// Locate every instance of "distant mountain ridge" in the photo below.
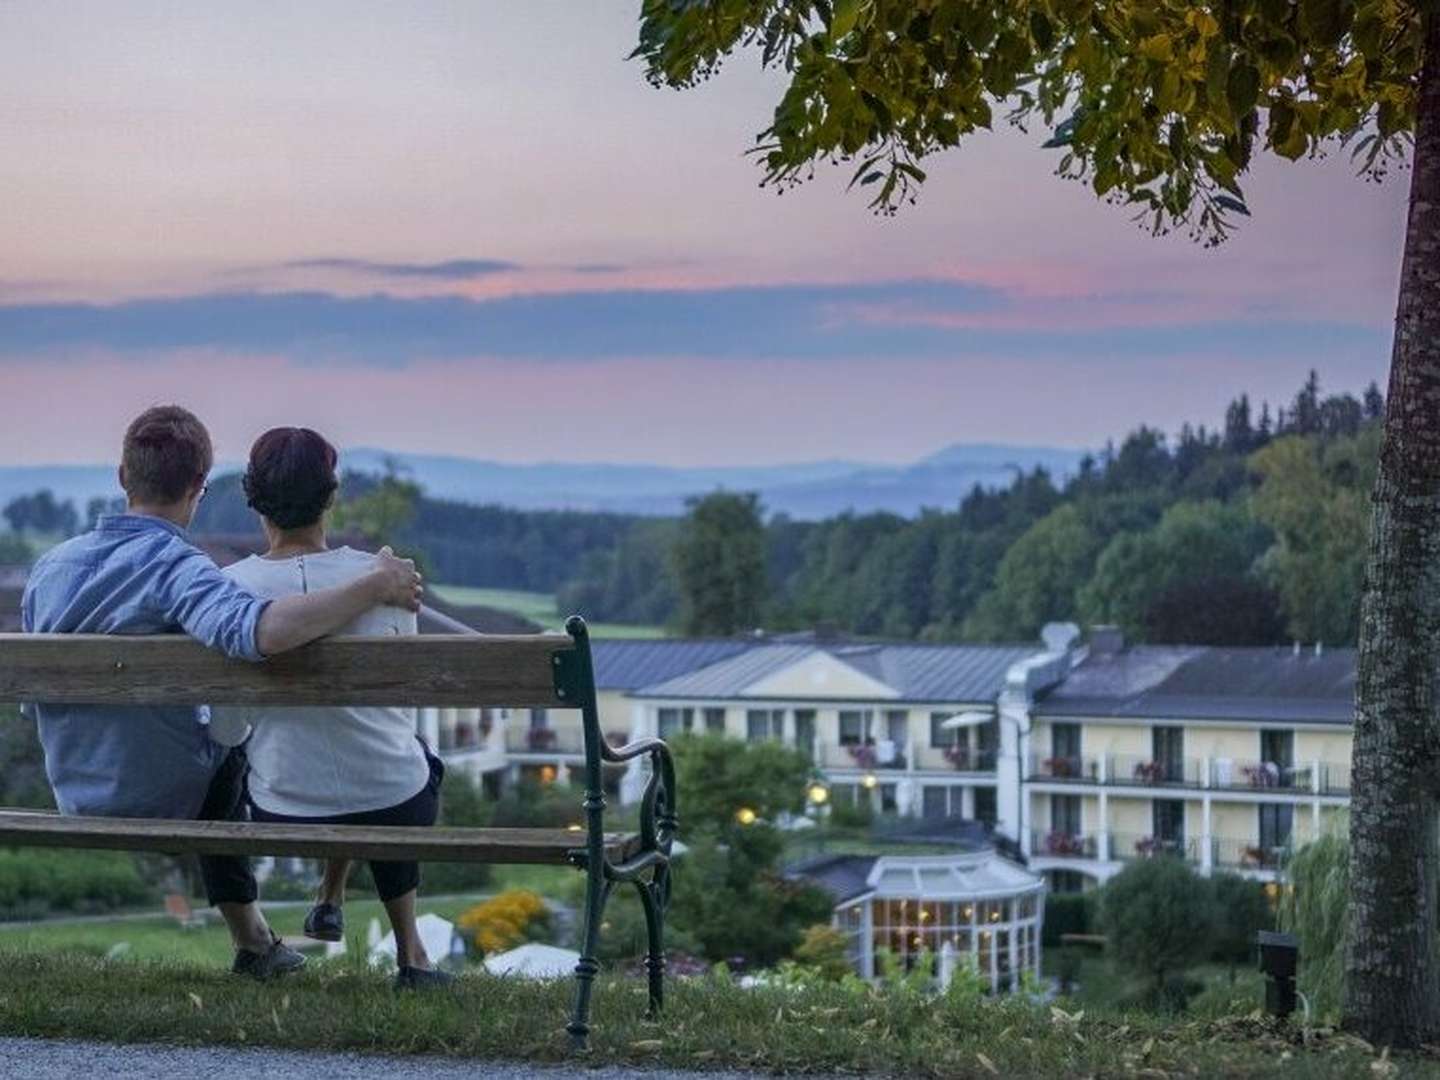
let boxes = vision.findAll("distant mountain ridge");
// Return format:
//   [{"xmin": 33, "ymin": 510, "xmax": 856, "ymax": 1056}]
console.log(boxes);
[{"xmin": 0, "ymin": 443, "xmax": 1087, "ymax": 521}]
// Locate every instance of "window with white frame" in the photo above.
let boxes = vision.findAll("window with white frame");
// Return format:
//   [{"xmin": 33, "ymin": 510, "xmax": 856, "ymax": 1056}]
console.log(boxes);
[
  {"xmin": 746, "ymin": 708, "xmax": 784, "ymax": 741},
  {"xmin": 839, "ymin": 709, "xmax": 871, "ymax": 746}
]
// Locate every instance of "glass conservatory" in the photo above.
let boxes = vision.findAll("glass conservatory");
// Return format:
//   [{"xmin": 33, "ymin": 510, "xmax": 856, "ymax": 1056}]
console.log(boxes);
[{"xmin": 819, "ymin": 849, "xmax": 1045, "ymax": 992}]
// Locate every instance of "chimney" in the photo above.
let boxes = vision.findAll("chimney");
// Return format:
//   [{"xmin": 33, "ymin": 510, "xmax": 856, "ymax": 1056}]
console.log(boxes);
[{"xmin": 1090, "ymin": 625, "xmax": 1125, "ymax": 656}]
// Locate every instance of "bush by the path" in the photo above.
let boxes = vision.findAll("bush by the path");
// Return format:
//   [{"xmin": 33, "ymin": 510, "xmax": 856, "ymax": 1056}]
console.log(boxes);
[{"xmin": 0, "ymin": 850, "xmax": 154, "ymax": 919}]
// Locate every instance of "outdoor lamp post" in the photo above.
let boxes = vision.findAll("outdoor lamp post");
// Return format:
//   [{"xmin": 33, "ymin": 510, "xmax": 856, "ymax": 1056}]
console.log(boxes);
[
  {"xmin": 806, "ymin": 782, "xmax": 830, "ymax": 807},
  {"xmin": 735, "ymin": 806, "xmax": 758, "ymax": 826},
  {"xmin": 1257, "ymin": 930, "xmax": 1299, "ymax": 1019}
]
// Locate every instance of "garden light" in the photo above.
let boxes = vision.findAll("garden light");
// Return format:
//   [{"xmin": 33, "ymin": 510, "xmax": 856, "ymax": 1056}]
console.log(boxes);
[
  {"xmin": 862, "ymin": 773, "xmax": 878, "ymax": 789},
  {"xmin": 1257, "ymin": 930, "xmax": 1299, "ymax": 1019},
  {"xmin": 807, "ymin": 782, "xmax": 830, "ymax": 805},
  {"xmin": 735, "ymin": 806, "xmax": 758, "ymax": 826}
]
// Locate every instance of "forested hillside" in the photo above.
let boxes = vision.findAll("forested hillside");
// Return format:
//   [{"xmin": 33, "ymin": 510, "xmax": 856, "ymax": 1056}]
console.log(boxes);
[
  {"xmin": 579, "ymin": 372, "xmax": 1383, "ymax": 646},
  {"xmin": 3, "ymin": 373, "xmax": 1381, "ymax": 647}
]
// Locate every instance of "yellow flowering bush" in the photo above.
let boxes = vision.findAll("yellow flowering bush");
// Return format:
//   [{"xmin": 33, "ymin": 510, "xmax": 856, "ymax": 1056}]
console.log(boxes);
[{"xmin": 456, "ymin": 889, "xmax": 552, "ymax": 955}]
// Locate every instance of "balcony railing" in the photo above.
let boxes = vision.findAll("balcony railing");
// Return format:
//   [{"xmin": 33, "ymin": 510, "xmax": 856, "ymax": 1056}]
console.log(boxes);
[
  {"xmin": 1027, "ymin": 754, "xmax": 1100, "ymax": 783},
  {"xmin": 1111, "ymin": 831, "xmax": 1202, "ymax": 865},
  {"xmin": 1108, "ymin": 754, "xmax": 1204, "ymax": 788},
  {"xmin": 817, "ymin": 740, "xmax": 911, "ymax": 771},
  {"xmin": 1320, "ymin": 761, "xmax": 1351, "ymax": 796},
  {"xmin": 1212, "ymin": 836, "xmax": 1290, "ymax": 872},
  {"xmin": 938, "ymin": 745, "xmax": 998, "ymax": 773},
  {"xmin": 436, "ymin": 725, "xmax": 487, "ymax": 753},
  {"xmin": 1208, "ymin": 759, "xmax": 1313, "ymax": 791},
  {"xmin": 1029, "ymin": 829, "xmax": 1100, "ymax": 859},
  {"xmin": 504, "ymin": 725, "xmax": 586, "ymax": 755}
]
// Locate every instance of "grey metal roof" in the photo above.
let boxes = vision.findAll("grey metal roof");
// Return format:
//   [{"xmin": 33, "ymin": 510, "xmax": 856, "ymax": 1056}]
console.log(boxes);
[
  {"xmin": 590, "ymin": 639, "xmax": 757, "ymax": 691},
  {"xmin": 1036, "ymin": 646, "xmax": 1357, "ymax": 725},
  {"xmin": 633, "ymin": 642, "xmax": 1037, "ymax": 703},
  {"xmin": 634, "ymin": 644, "xmax": 817, "ymax": 699},
  {"xmin": 786, "ymin": 854, "xmax": 878, "ymax": 905}
]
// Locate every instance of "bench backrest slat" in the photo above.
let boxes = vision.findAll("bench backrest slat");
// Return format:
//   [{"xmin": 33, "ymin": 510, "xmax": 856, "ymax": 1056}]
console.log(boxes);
[{"xmin": 0, "ymin": 633, "xmax": 573, "ymax": 707}]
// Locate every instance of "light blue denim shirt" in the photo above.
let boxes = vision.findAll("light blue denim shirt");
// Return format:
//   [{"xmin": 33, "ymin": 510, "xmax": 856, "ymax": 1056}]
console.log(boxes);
[{"xmin": 21, "ymin": 514, "xmax": 269, "ymax": 819}]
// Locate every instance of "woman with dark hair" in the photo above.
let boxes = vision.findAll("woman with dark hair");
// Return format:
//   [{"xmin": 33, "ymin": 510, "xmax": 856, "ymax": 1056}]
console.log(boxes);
[{"xmin": 210, "ymin": 427, "xmax": 450, "ymax": 990}]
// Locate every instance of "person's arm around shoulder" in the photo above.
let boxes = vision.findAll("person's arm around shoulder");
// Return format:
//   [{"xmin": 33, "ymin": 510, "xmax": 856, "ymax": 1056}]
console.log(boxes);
[
  {"xmin": 153, "ymin": 542, "xmax": 421, "ymax": 660},
  {"xmin": 255, "ymin": 547, "xmax": 422, "ymax": 656}
]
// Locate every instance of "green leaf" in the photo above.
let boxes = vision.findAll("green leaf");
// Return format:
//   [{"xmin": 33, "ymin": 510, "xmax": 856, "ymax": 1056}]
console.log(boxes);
[
  {"xmin": 1226, "ymin": 63, "xmax": 1261, "ymax": 121},
  {"xmin": 1029, "ymin": 11, "xmax": 1055, "ymax": 51},
  {"xmin": 1298, "ymin": 0, "xmax": 1355, "ymax": 44},
  {"xmin": 1214, "ymin": 195, "xmax": 1251, "ymax": 217},
  {"xmin": 830, "ymin": 0, "xmax": 862, "ymax": 40}
]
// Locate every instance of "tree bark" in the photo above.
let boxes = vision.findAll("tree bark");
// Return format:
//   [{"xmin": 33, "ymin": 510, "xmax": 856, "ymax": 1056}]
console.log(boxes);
[{"xmin": 1343, "ymin": 11, "xmax": 1440, "ymax": 1049}]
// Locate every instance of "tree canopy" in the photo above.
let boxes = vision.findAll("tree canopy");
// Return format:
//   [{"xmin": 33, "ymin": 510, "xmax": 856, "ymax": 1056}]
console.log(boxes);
[{"xmin": 634, "ymin": 0, "xmax": 1423, "ymax": 242}]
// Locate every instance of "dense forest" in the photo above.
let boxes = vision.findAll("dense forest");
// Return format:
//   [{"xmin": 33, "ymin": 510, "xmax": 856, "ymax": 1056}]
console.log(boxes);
[
  {"xmin": 562, "ymin": 371, "xmax": 1383, "ymax": 646},
  {"xmin": 1, "ymin": 372, "xmax": 1381, "ymax": 647}
]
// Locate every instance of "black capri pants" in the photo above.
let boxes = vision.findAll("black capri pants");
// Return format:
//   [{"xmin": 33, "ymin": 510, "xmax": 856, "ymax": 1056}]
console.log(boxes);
[{"xmin": 249, "ymin": 751, "xmax": 444, "ymax": 903}]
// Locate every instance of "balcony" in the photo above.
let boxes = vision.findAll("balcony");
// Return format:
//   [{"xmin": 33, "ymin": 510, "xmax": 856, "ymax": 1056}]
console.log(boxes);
[
  {"xmin": 1111, "ymin": 831, "xmax": 1203, "ymax": 866},
  {"xmin": 1029, "ymin": 829, "xmax": 1100, "ymax": 859},
  {"xmin": 1320, "ymin": 762, "xmax": 1351, "ymax": 796},
  {"xmin": 1208, "ymin": 759, "xmax": 1313, "ymax": 791},
  {"xmin": 1027, "ymin": 754, "xmax": 1099, "ymax": 784},
  {"xmin": 1212, "ymin": 836, "xmax": 1289, "ymax": 872},
  {"xmin": 436, "ymin": 723, "xmax": 488, "ymax": 753},
  {"xmin": 504, "ymin": 725, "xmax": 585, "ymax": 756},
  {"xmin": 1107, "ymin": 754, "xmax": 1204, "ymax": 788},
  {"xmin": 817, "ymin": 740, "xmax": 911, "ymax": 771}
]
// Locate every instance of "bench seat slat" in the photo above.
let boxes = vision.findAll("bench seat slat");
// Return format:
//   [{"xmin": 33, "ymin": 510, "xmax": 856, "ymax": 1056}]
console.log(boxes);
[
  {"xmin": 0, "ymin": 810, "xmax": 638, "ymax": 865},
  {"xmin": 0, "ymin": 633, "xmax": 576, "ymax": 708}
]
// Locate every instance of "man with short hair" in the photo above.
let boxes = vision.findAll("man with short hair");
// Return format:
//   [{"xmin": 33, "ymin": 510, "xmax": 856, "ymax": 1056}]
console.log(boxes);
[{"xmin": 22, "ymin": 405, "xmax": 424, "ymax": 978}]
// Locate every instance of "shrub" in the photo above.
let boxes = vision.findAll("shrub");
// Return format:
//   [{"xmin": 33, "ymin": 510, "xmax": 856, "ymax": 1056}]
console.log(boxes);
[
  {"xmin": 1042, "ymin": 892, "xmax": 1095, "ymax": 947},
  {"xmin": 455, "ymin": 889, "xmax": 552, "ymax": 956},
  {"xmin": 1208, "ymin": 873, "xmax": 1271, "ymax": 978},
  {"xmin": 0, "ymin": 849, "xmax": 153, "ymax": 918},
  {"xmin": 489, "ymin": 780, "xmax": 585, "ymax": 830},
  {"xmin": 1097, "ymin": 857, "xmax": 1214, "ymax": 1009},
  {"xmin": 792, "ymin": 924, "xmax": 853, "ymax": 982},
  {"xmin": 409, "ymin": 770, "xmax": 495, "ymax": 893},
  {"xmin": 827, "ymin": 797, "xmax": 874, "ymax": 829},
  {"xmin": 1278, "ymin": 831, "xmax": 1350, "ymax": 1022},
  {"xmin": 578, "ymin": 886, "xmax": 703, "ymax": 963},
  {"xmin": 668, "ymin": 827, "xmax": 834, "ymax": 968}
]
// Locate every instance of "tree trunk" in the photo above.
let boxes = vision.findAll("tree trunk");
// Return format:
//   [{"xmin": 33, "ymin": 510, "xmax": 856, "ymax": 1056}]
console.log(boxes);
[{"xmin": 1343, "ymin": 11, "xmax": 1440, "ymax": 1049}]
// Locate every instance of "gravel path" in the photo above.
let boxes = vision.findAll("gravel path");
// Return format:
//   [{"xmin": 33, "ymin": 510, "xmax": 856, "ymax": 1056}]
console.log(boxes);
[{"xmin": 0, "ymin": 1037, "xmax": 787, "ymax": 1079}]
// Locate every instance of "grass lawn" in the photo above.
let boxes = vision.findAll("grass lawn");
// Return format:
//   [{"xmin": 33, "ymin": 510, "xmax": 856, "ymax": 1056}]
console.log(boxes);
[
  {"xmin": 0, "ymin": 895, "xmax": 490, "ymax": 968},
  {"xmin": 0, "ymin": 950, "xmax": 1432, "ymax": 1078},
  {"xmin": 430, "ymin": 584, "xmax": 665, "ymax": 640}
]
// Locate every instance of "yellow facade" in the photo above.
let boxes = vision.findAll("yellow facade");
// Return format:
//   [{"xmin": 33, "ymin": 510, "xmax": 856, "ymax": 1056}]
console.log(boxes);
[
  {"xmin": 1080, "ymin": 724, "xmax": 1148, "ymax": 757},
  {"xmin": 1209, "ymin": 801, "xmax": 1257, "ymax": 845},
  {"xmin": 742, "ymin": 652, "xmax": 898, "ymax": 701},
  {"xmin": 1187, "ymin": 727, "xmax": 1259, "ymax": 761},
  {"xmin": 1295, "ymin": 729, "xmax": 1353, "ymax": 764}
]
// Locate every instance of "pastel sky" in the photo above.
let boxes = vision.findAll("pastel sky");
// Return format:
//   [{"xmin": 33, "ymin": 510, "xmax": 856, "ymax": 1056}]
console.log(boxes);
[{"xmin": 0, "ymin": 1, "xmax": 1409, "ymax": 467}]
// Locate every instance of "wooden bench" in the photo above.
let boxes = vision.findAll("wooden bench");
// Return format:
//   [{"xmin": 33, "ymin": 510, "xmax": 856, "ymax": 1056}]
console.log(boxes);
[{"xmin": 0, "ymin": 616, "xmax": 677, "ymax": 1049}]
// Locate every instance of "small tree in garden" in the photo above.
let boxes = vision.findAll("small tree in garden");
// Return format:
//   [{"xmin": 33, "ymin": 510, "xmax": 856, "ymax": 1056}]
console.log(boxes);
[
  {"xmin": 1098, "ymin": 857, "xmax": 1215, "ymax": 1009},
  {"xmin": 633, "ymin": 0, "xmax": 1440, "ymax": 1046},
  {"xmin": 672, "ymin": 732, "xmax": 813, "ymax": 829},
  {"xmin": 792, "ymin": 923, "xmax": 855, "ymax": 981},
  {"xmin": 1209, "ymin": 872, "xmax": 1273, "ymax": 983}
]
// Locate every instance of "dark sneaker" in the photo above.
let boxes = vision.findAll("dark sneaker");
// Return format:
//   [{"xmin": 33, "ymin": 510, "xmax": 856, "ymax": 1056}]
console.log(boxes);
[
  {"xmin": 303, "ymin": 902, "xmax": 344, "ymax": 943},
  {"xmin": 394, "ymin": 966, "xmax": 456, "ymax": 992},
  {"xmin": 232, "ymin": 934, "xmax": 307, "ymax": 980}
]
